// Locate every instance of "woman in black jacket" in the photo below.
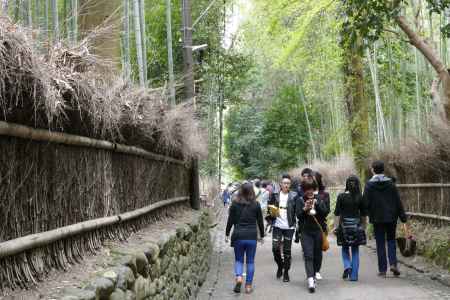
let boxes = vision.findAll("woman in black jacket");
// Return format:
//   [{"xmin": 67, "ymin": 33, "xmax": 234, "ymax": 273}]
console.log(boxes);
[
  {"xmin": 225, "ymin": 183, "xmax": 264, "ymax": 294},
  {"xmin": 296, "ymin": 179, "xmax": 329, "ymax": 293},
  {"xmin": 333, "ymin": 175, "xmax": 367, "ymax": 281}
]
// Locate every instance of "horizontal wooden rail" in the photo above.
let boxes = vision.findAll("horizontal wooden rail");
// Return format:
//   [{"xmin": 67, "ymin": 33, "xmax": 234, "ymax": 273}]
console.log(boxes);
[
  {"xmin": 397, "ymin": 183, "xmax": 450, "ymax": 188},
  {"xmin": 406, "ymin": 212, "xmax": 450, "ymax": 222},
  {"xmin": 0, "ymin": 121, "xmax": 185, "ymax": 165},
  {"xmin": 0, "ymin": 197, "xmax": 189, "ymax": 258}
]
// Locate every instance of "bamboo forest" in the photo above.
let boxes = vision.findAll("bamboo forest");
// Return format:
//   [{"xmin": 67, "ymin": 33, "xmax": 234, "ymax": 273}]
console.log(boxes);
[{"xmin": 0, "ymin": 0, "xmax": 450, "ymax": 299}]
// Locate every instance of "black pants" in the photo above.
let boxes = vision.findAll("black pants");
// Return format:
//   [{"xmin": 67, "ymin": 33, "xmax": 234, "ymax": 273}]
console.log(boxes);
[
  {"xmin": 300, "ymin": 230, "xmax": 322, "ymax": 278},
  {"xmin": 272, "ymin": 227, "xmax": 295, "ymax": 270}
]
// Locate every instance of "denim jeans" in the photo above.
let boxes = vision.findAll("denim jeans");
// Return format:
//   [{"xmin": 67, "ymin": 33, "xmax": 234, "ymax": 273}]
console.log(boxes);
[
  {"xmin": 342, "ymin": 245, "xmax": 359, "ymax": 280},
  {"xmin": 373, "ymin": 222, "xmax": 397, "ymax": 273},
  {"xmin": 234, "ymin": 240, "xmax": 257, "ymax": 284}
]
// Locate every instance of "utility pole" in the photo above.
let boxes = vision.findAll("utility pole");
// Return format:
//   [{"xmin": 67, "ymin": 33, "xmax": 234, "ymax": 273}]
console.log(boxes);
[
  {"xmin": 165, "ymin": 0, "xmax": 176, "ymax": 107},
  {"xmin": 181, "ymin": 0, "xmax": 195, "ymax": 103}
]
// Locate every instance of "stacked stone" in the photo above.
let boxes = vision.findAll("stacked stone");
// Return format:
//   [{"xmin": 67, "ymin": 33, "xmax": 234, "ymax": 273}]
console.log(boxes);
[{"xmin": 61, "ymin": 212, "xmax": 212, "ymax": 300}]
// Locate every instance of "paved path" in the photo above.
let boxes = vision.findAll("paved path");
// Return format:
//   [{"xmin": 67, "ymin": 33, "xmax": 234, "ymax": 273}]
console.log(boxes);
[{"xmin": 198, "ymin": 208, "xmax": 450, "ymax": 300}]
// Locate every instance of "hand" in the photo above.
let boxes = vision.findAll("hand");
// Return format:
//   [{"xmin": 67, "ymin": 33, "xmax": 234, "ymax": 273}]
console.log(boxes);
[
  {"xmin": 225, "ymin": 235, "xmax": 229, "ymax": 243},
  {"xmin": 332, "ymin": 227, "xmax": 338, "ymax": 235},
  {"xmin": 258, "ymin": 238, "xmax": 264, "ymax": 245}
]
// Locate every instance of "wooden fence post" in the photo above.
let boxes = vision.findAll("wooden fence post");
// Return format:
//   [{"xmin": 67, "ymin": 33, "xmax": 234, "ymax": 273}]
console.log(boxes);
[{"xmin": 190, "ymin": 158, "xmax": 200, "ymax": 210}]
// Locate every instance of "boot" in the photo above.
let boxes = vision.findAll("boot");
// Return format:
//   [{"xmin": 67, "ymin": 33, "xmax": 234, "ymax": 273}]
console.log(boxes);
[
  {"xmin": 283, "ymin": 259, "xmax": 291, "ymax": 282},
  {"xmin": 276, "ymin": 263, "xmax": 283, "ymax": 279},
  {"xmin": 283, "ymin": 269, "xmax": 290, "ymax": 282}
]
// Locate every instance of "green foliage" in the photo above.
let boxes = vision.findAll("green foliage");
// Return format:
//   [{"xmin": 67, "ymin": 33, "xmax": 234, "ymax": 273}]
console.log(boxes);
[{"xmin": 224, "ymin": 85, "xmax": 310, "ymax": 179}]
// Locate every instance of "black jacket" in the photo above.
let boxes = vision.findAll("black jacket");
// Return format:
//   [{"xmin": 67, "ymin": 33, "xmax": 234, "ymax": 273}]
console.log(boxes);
[
  {"xmin": 296, "ymin": 194, "xmax": 330, "ymax": 233},
  {"xmin": 267, "ymin": 191, "xmax": 298, "ymax": 228},
  {"xmin": 226, "ymin": 201, "xmax": 264, "ymax": 240},
  {"xmin": 363, "ymin": 175, "xmax": 407, "ymax": 224}
]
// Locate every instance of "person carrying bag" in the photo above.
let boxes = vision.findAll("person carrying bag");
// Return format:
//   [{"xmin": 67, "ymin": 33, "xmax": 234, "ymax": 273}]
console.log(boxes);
[
  {"xmin": 225, "ymin": 183, "xmax": 265, "ymax": 294},
  {"xmin": 333, "ymin": 175, "xmax": 367, "ymax": 281}
]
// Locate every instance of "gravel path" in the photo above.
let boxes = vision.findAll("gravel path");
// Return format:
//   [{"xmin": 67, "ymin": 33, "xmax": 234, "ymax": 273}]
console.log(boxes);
[{"xmin": 198, "ymin": 207, "xmax": 450, "ymax": 300}]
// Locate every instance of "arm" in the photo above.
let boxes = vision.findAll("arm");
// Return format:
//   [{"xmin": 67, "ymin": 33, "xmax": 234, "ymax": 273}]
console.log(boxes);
[
  {"xmin": 315, "ymin": 192, "xmax": 330, "ymax": 216},
  {"xmin": 394, "ymin": 185, "xmax": 407, "ymax": 223},
  {"xmin": 333, "ymin": 194, "xmax": 342, "ymax": 231},
  {"xmin": 296, "ymin": 197, "xmax": 306, "ymax": 219},
  {"xmin": 225, "ymin": 204, "xmax": 236, "ymax": 236},
  {"xmin": 256, "ymin": 202, "xmax": 265, "ymax": 238}
]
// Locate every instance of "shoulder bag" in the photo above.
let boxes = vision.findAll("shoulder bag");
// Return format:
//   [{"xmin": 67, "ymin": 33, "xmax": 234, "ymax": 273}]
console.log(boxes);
[{"xmin": 312, "ymin": 215, "xmax": 330, "ymax": 251}]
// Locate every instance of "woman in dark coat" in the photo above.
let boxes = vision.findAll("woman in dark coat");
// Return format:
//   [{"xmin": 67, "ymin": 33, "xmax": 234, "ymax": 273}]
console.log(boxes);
[
  {"xmin": 312, "ymin": 171, "xmax": 330, "ymax": 280},
  {"xmin": 333, "ymin": 175, "xmax": 367, "ymax": 281},
  {"xmin": 225, "ymin": 183, "xmax": 265, "ymax": 294}
]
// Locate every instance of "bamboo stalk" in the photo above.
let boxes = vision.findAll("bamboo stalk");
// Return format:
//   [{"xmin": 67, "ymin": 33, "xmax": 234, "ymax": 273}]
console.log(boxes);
[
  {"xmin": 0, "ymin": 197, "xmax": 188, "ymax": 258},
  {"xmin": 406, "ymin": 212, "xmax": 450, "ymax": 222},
  {"xmin": 397, "ymin": 183, "xmax": 450, "ymax": 188},
  {"xmin": 0, "ymin": 121, "xmax": 185, "ymax": 165}
]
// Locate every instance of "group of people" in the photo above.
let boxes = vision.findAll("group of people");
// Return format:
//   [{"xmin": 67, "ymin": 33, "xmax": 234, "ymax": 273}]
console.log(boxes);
[{"xmin": 224, "ymin": 160, "xmax": 408, "ymax": 294}]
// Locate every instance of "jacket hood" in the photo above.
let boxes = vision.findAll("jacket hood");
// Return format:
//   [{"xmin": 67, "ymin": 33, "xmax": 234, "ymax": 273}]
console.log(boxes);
[{"xmin": 367, "ymin": 175, "xmax": 393, "ymax": 190}]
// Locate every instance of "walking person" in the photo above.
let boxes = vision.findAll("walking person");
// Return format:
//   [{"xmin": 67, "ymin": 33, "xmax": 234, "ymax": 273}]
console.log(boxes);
[
  {"xmin": 364, "ymin": 160, "xmax": 408, "ymax": 277},
  {"xmin": 267, "ymin": 174, "xmax": 298, "ymax": 282},
  {"xmin": 311, "ymin": 171, "xmax": 330, "ymax": 280},
  {"xmin": 333, "ymin": 175, "xmax": 367, "ymax": 281},
  {"xmin": 222, "ymin": 183, "xmax": 231, "ymax": 207},
  {"xmin": 225, "ymin": 183, "xmax": 265, "ymax": 294},
  {"xmin": 296, "ymin": 179, "xmax": 330, "ymax": 293}
]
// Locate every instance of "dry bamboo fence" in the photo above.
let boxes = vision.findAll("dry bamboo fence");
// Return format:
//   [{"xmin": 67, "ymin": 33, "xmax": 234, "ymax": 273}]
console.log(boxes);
[{"xmin": 0, "ymin": 124, "xmax": 194, "ymax": 291}]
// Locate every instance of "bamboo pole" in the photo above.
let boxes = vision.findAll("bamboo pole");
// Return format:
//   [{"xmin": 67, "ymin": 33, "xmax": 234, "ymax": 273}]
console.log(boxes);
[
  {"xmin": 396, "ymin": 183, "xmax": 450, "ymax": 188},
  {"xmin": 406, "ymin": 212, "xmax": 450, "ymax": 222},
  {"xmin": 0, "ymin": 121, "xmax": 185, "ymax": 165},
  {"xmin": 0, "ymin": 197, "xmax": 188, "ymax": 258}
]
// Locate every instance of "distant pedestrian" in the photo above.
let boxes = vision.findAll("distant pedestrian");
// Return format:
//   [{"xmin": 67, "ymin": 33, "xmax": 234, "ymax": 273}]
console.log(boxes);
[
  {"xmin": 364, "ymin": 160, "xmax": 408, "ymax": 277},
  {"xmin": 311, "ymin": 171, "xmax": 330, "ymax": 280},
  {"xmin": 296, "ymin": 179, "xmax": 329, "ymax": 293},
  {"xmin": 333, "ymin": 175, "xmax": 367, "ymax": 281},
  {"xmin": 267, "ymin": 174, "xmax": 298, "ymax": 282},
  {"xmin": 222, "ymin": 184, "xmax": 232, "ymax": 207},
  {"xmin": 225, "ymin": 183, "xmax": 265, "ymax": 294}
]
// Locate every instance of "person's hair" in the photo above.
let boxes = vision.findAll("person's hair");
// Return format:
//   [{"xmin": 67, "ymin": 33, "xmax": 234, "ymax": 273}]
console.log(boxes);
[
  {"xmin": 301, "ymin": 178, "xmax": 317, "ymax": 192},
  {"xmin": 372, "ymin": 160, "xmax": 384, "ymax": 174},
  {"xmin": 345, "ymin": 175, "xmax": 361, "ymax": 196},
  {"xmin": 281, "ymin": 173, "xmax": 291, "ymax": 181},
  {"xmin": 261, "ymin": 181, "xmax": 268, "ymax": 188},
  {"xmin": 313, "ymin": 171, "xmax": 325, "ymax": 191},
  {"xmin": 236, "ymin": 182, "xmax": 256, "ymax": 205},
  {"xmin": 254, "ymin": 180, "xmax": 261, "ymax": 188},
  {"xmin": 301, "ymin": 168, "xmax": 313, "ymax": 176},
  {"xmin": 290, "ymin": 176, "xmax": 300, "ymax": 191}
]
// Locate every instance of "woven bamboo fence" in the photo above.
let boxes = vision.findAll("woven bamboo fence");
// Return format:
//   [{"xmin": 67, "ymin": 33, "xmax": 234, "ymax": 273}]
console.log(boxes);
[{"xmin": 0, "ymin": 126, "xmax": 194, "ymax": 291}]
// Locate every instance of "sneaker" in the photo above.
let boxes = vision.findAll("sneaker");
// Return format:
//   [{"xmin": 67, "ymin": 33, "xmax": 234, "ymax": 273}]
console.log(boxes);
[
  {"xmin": 244, "ymin": 284, "xmax": 253, "ymax": 294},
  {"xmin": 308, "ymin": 277, "xmax": 316, "ymax": 293},
  {"xmin": 283, "ymin": 270, "xmax": 290, "ymax": 282},
  {"xmin": 342, "ymin": 268, "xmax": 351, "ymax": 280},
  {"xmin": 390, "ymin": 266, "xmax": 401, "ymax": 277},
  {"xmin": 315, "ymin": 272, "xmax": 322, "ymax": 280},
  {"xmin": 276, "ymin": 265, "xmax": 283, "ymax": 279}
]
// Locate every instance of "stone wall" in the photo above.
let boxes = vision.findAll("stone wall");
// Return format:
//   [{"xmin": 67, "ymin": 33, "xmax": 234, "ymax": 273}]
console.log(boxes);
[{"xmin": 60, "ymin": 212, "xmax": 212, "ymax": 300}]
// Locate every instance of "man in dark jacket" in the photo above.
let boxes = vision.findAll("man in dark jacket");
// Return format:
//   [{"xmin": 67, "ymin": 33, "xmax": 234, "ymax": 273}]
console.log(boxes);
[
  {"xmin": 267, "ymin": 174, "xmax": 298, "ymax": 282},
  {"xmin": 364, "ymin": 160, "xmax": 407, "ymax": 277}
]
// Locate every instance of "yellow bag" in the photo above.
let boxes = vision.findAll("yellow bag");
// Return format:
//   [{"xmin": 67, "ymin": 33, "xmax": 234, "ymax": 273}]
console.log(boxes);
[
  {"xmin": 312, "ymin": 216, "xmax": 330, "ymax": 252},
  {"xmin": 267, "ymin": 205, "xmax": 280, "ymax": 218}
]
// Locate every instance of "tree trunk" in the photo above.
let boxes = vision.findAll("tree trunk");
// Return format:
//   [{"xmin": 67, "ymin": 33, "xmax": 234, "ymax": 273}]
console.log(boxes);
[
  {"xmin": 344, "ymin": 37, "xmax": 368, "ymax": 178},
  {"xmin": 132, "ymin": 0, "xmax": 145, "ymax": 87},
  {"xmin": 165, "ymin": 0, "xmax": 176, "ymax": 106},
  {"xmin": 395, "ymin": 15, "xmax": 450, "ymax": 122}
]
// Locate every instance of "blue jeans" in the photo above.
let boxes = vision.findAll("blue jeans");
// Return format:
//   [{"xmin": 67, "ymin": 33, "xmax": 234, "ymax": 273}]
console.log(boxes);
[
  {"xmin": 234, "ymin": 240, "xmax": 257, "ymax": 284},
  {"xmin": 374, "ymin": 222, "xmax": 397, "ymax": 273},
  {"xmin": 342, "ymin": 245, "xmax": 359, "ymax": 280}
]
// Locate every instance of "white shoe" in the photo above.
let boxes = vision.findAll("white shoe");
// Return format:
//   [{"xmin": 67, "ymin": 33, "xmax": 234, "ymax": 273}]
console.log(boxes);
[
  {"xmin": 308, "ymin": 277, "xmax": 316, "ymax": 293},
  {"xmin": 315, "ymin": 272, "xmax": 322, "ymax": 280}
]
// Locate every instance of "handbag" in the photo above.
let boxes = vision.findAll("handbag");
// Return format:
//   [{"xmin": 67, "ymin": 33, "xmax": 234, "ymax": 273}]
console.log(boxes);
[
  {"xmin": 397, "ymin": 224, "xmax": 416, "ymax": 257},
  {"xmin": 312, "ymin": 216, "xmax": 329, "ymax": 251},
  {"xmin": 339, "ymin": 217, "xmax": 366, "ymax": 246}
]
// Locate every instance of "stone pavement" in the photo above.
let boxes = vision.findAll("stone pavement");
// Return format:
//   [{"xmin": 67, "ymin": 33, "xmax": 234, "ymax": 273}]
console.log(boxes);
[{"xmin": 198, "ymin": 207, "xmax": 450, "ymax": 300}]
